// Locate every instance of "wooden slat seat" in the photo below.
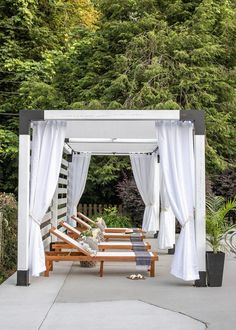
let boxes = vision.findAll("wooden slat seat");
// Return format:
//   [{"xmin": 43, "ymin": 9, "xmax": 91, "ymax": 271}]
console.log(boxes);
[
  {"xmin": 103, "ymin": 232, "xmax": 145, "ymax": 241},
  {"xmin": 98, "ymin": 241, "xmax": 151, "ymax": 250}
]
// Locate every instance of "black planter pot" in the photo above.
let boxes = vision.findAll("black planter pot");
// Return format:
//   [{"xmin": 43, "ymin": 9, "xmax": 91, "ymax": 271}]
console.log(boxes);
[{"xmin": 206, "ymin": 251, "xmax": 225, "ymax": 287}]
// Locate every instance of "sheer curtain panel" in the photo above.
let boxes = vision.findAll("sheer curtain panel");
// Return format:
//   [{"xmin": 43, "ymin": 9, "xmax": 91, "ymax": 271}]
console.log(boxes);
[
  {"xmin": 67, "ymin": 153, "xmax": 91, "ymax": 226},
  {"xmin": 156, "ymin": 120, "xmax": 199, "ymax": 281},
  {"xmin": 130, "ymin": 153, "xmax": 159, "ymax": 232},
  {"xmin": 29, "ymin": 120, "xmax": 66, "ymax": 276},
  {"xmin": 158, "ymin": 173, "xmax": 175, "ymax": 250}
]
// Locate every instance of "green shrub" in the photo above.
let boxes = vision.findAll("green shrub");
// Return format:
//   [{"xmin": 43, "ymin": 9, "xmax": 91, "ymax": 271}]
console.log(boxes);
[
  {"xmin": 212, "ymin": 168, "xmax": 236, "ymax": 201},
  {"xmin": 116, "ymin": 177, "xmax": 144, "ymax": 227},
  {"xmin": 0, "ymin": 193, "xmax": 17, "ymax": 284},
  {"xmin": 94, "ymin": 206, "xmax": 132, "ymax": 228}
]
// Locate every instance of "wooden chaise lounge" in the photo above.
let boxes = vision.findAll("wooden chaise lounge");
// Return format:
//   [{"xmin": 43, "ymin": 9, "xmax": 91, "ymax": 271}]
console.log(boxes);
[
  {"xmin": 52, "ymin": 221, "xmax": 151, "ymax": 251},
  {"xmin": 77, "ymin": 212, "xmax": 145, "ymax": 233},
  {"xmin": 72, "ymin": 216, "xmax": 145, "ymax": 241},
  {"xmin": 45, "ymin": 227, "xmax": 158, "ymax": 277}
]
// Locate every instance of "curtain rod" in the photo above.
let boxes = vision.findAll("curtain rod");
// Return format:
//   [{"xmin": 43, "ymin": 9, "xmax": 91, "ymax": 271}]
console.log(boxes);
[
  {"xmin": 72, "ymin": 151, "xmax": 157, "ymax": 156},
  {"xmin": 65, "ymin": 138, "xmax": 158, "ymax": 144}
]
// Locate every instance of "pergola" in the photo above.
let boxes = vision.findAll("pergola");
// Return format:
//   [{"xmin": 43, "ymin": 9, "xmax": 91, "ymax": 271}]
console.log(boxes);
[{"xmin": 17, "ymin": 110, "xmax": 206, "ymax": 287}]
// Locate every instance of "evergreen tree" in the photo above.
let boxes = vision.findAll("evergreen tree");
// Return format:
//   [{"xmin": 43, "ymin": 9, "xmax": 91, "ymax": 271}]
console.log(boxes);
[
  {"xmin": 1, "ymin": 0, "xmax": 235, "ymax": 199},
  {"xmin": 55, "ymin": 0, "xmax": 236, "ymax": 175},
  {"xmin": 0, "ymin": 0, "xmax": 98, "ymax": 192}
]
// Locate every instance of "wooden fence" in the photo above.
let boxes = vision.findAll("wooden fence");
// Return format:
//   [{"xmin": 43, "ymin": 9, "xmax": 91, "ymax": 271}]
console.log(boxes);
[{"xmin": 77, "ymin": 204, "xmax": 124, "ymax": 218}]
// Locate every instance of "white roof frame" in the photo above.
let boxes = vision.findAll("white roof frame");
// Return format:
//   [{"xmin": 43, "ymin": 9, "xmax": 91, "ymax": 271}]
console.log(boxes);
[
  {"xmin": 20, "ymin": 110, "xmax": 204, "ymax": 155},
  {"xmin": 47, "ymin": 110, "xmax": 179, "ymax": 155}
]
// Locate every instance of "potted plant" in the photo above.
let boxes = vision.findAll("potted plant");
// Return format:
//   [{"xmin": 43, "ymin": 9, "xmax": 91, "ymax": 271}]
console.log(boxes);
[{"xmin": 206, "ymin": 195, "xmax": 236, "ymax": 287}]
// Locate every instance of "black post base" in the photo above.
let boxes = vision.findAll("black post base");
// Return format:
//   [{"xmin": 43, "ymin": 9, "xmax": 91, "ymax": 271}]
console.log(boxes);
[
  {"xmin": 17, "ymin": 270, "xmax": 30, "ymax": 286},
  {"xmin": 194, "ymin": 271, "xmax": 207, "ymax": 287},
  {"xmin": 154, "ymin": 231, "xmax": 159, "ymax": 238},
  {"xmin": 168, "ymin": 244, "xmax": 175, "ymax": 255}
]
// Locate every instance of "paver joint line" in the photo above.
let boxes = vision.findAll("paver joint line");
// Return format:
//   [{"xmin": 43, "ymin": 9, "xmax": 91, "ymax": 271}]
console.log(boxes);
[
  {"xmin": 138, "ymin": 299, "xmax": 208, "ymax": 329},
  {"xmin": 38, "ymin": 263, "xmax": 73, "ymax": 329},
  {"xmin": 39, "ymin": 300, "xmax": 206, "ymax": 330}
]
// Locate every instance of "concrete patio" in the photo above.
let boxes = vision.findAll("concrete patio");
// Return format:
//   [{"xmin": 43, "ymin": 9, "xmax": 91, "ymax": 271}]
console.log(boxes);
[{"xmin": 1, "ymin": 239, "xmax": 236, "ymax": 329}]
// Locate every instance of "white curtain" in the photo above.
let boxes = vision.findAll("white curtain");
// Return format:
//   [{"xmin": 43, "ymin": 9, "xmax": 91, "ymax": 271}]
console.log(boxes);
[
  {"xmin": 156, "ymin": 120, "xmax": 199, "ymax": 281},
  {"xmin": 158, "ymin": 172, "xmax": 175, "ymax": 250},
  {"xmin": 29, "ymin": 120, "xmax": 66, "ymax": 276},
  {"xmin": 67, "ymin": 153, "xmax": 91, "ymax": 226},
  {"xmin": 130, "ymin": 153, "xmax": 159, "ymax": 232}
]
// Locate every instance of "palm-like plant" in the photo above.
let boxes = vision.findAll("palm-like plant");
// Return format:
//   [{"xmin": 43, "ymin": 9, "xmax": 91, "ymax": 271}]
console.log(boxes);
[{"xmin": 206, "ymin": 195, "xmax": 236, "ymax": 254}]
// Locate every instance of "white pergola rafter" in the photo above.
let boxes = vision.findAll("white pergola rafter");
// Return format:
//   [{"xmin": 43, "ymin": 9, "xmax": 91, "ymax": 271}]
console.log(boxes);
[
  {"xmin": 66, "ymin": 138, "xmax": 158, "ymax": 144},
  {"xmin": 17, "ymin": 110, "xmax": 206, "ymax": 287}
]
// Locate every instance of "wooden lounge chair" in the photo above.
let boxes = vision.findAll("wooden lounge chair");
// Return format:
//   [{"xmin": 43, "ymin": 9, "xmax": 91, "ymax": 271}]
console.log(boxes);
[
  {"xmin": 45, "ymin": 227, "xmax": 158, "ymax": 277},
  {"xmin": 77, "ymin": 212, "xmax": 144, "ymax": 233},
  {"xmin": 52, "ymin": 221, "xmax": 151, "ymax": 251},
  {"xmin": 72, "ymin": 215, "xmax": 145, "ymax": 241}
]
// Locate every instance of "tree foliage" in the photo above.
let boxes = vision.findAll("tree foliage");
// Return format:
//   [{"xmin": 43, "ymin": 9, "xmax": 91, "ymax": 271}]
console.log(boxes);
[
  {"xmin": 0, "ymin": 193, "xmax": 17, "ymax": 283},
  {"xmin": 0, "ymin": 0, "xmax": 235, "ymax": 199},
  {"xmin": 0, "ymin": 127, "xmax": 18, "ymax": 192},
  {"xmin": 81, "ymin": 156, "xmax": 131, "ymax": 204},
  {"xmin": 0, "ymin": 0, "xmax": 99, "ymax": 192},
  {"xmin": 212, "ymin": 167, "xmax": 236, "ymax": 200},
  {"xmin": 116, "ymin": 176, "xmax": 145, "ymax": 226},
  {"xmin": 54, "ymin": 0, "xmax": 236, "ymax": 175}
]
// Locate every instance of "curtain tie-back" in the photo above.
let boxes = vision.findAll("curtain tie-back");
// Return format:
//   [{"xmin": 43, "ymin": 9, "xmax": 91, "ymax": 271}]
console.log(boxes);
[
  {"xmin": 161, "ymin": 207, "xmax": 170, "ymax": 212},
  {"xmin": 182, "ymin": 215, "xmax": 193, "ymax": 228},
  {"xmin": 30, "ymin": 214, "xmax": 41, "ymax": 226}
]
